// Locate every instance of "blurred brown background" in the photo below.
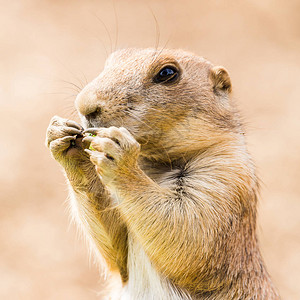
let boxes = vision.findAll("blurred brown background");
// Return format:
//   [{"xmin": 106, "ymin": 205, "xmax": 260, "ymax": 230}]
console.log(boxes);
[{"xmin": 0, "ymin": 0, "xmax": 299, "ymax": 299}]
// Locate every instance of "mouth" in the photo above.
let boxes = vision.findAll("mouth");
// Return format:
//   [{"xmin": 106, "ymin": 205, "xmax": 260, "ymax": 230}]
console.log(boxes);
[
  {"xmin": 82, "ymin": 113, "xmax": 125, "ymax": 130},
  {"xmin": 81, "ymin": 116, "xmax": 104, "ymax": 130}
]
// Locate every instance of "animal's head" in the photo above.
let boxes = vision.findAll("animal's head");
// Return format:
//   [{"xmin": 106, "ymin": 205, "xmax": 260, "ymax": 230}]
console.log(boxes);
[{"xmin": 76, "ymin": 48, "xmax": 240, "ymax": 160}]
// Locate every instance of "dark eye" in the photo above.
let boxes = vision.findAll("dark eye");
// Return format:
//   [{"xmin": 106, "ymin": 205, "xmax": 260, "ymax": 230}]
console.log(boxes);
[{"xmin": 154, "ymin": 66, "xmax": 179, "ymax": 84}]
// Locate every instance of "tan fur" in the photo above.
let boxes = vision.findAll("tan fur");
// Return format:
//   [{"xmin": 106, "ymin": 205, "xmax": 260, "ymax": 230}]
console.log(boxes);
[{"xmin": 46, "ymin": 48, "xmax": 280, "ymax": 299}]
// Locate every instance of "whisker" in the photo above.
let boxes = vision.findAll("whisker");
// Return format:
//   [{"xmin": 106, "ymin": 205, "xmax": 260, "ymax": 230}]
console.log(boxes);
[
  {"xmin": 62, "ymin": 101, "xmax": 78, "ymax": 118},
  {"xmin": 160, "ymin": 34, "xmax": 172, "ymax": 53},
  {"xmin": 59, "ymin": 79, "xmax": 83, "ymax": 92},
  {"xmin": 92, "ymin": 33, "xmax": 109, "ymax": 59},
  {"xmin": 125, "ymin": 109, "xmax": 172, "ymax": 165},
  {"xmin": 150, "ymin": 32, "xmax": 172, "ymax": 67},
  {"xmin": 82, "ymin": 19, "xmax": 109, "ymax": 59},
  {"xmin": 53, "ymin": 78, "xmax": 82, "ymax": 94},
  {"xmin": 62, "ymin": 109, "xmax": 77, "ymax": 119},
  {"xmin": 126, "ymin": 108, "xmax": 173, "ymax": 166},
  {"xmin": 93, "ymin": 13, "xmax": 113, "ymax": 54},
  {"xmin": 41, "ymin": 92, "xmax": 77, "ymax": 97},
  {"xmin": 125, "ymin": 109, "xmax": 157, "ymax": 131},
  {"xmin": 124, "ymin": 111, "xmax": 153, "ymax": 145},
  {"xmin": 58, "ymin": 87, "xmax": 81, "ymax": 95},
  {"xmin": 147, "ymin": 5, "xmax": 160, "ymax": 51},
  {"xmin": 80, "ymin": 71, "xmax": 89, "ymax": 86},
  {"xmin": 53, "ymin": 58, "xmax": 87, "ymax": 90},
  {"xmin": 62, "ymin": 94, "xmax": 77, "ymax": 102},
  {"xmin": 113, "ymin": 1, "xmax": 119, "ymax": 52}
]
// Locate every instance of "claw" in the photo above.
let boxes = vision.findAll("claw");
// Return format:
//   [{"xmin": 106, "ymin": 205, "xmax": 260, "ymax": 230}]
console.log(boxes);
[
  {"xmin": 64, "ymin": 127, "xmax": 83, "ymax": 136},
  {"xmin": 66, "ymin": 120, "xmax": 84, "ymax": 131},
  {"xmin": 83, "ymin": 128, "xmax": 100, "ymax": 136},
  {"xmin": 82, "ymin": 136, "xmax": 94, "ymax": 145},
  {"xmin": 84, "ymin": 149, "xmax": 93, "ymax": 155},
  {"xmin": 82, "ymin": 136, "xmax": 93, "ymax": 143}
]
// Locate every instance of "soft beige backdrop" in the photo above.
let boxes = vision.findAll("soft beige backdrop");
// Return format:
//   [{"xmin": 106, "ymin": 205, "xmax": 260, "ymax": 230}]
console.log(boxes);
[{"xmin": 0, "ymin": 0, "xmax": 299, "ymax": 299}]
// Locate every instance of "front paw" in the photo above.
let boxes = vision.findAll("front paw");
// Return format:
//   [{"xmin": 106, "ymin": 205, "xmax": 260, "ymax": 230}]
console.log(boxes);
[
  {"xmin": 46, "ymin": 116, "xmax": 88, "ymax": 163},
  {"xmin": 83, "ymin": 127, "xmax": 140, "ymax": 185}
]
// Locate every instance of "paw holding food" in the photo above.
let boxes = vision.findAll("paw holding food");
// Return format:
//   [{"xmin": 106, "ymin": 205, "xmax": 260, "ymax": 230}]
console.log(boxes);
[
  {"xmin": 82, "ymin": 127, "xmax": 140, "ymax": 185},
  {"xmin": 46, "ymin": 116, "xmax": 86, "ymax": 159},
  {"xmin": 86, "ymin": 133, "xmax": 97, "ymax": 151}
]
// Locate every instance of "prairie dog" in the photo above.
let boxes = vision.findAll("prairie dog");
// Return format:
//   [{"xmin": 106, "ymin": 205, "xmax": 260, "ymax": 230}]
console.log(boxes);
[{"xmin": 46, "ymin": 48, "xmax": 280, "ymax": 299}]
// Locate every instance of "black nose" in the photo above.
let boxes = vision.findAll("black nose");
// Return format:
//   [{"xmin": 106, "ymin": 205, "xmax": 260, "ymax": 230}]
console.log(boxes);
[{"xmin": 85, "ymin": 107, "xmax": 101, "ymax": 122}]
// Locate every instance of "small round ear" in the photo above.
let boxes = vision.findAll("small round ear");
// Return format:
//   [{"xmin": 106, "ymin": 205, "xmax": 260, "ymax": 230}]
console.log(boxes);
[{"xmin": 209, "ymin": 66, "xmax": 232, "ymax": 94}]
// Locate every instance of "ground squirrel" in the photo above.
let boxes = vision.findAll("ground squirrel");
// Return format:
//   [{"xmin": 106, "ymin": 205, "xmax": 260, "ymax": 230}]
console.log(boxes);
[{"xmin": 46, "ymin": 48, "xmax": 280, "ymax": 299}]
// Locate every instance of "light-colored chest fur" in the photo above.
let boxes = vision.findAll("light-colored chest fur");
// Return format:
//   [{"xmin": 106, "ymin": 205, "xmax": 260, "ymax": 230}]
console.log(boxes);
[{"xmin": 121, "ymin": 234, "xmax": 190, "ymax": 300}]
